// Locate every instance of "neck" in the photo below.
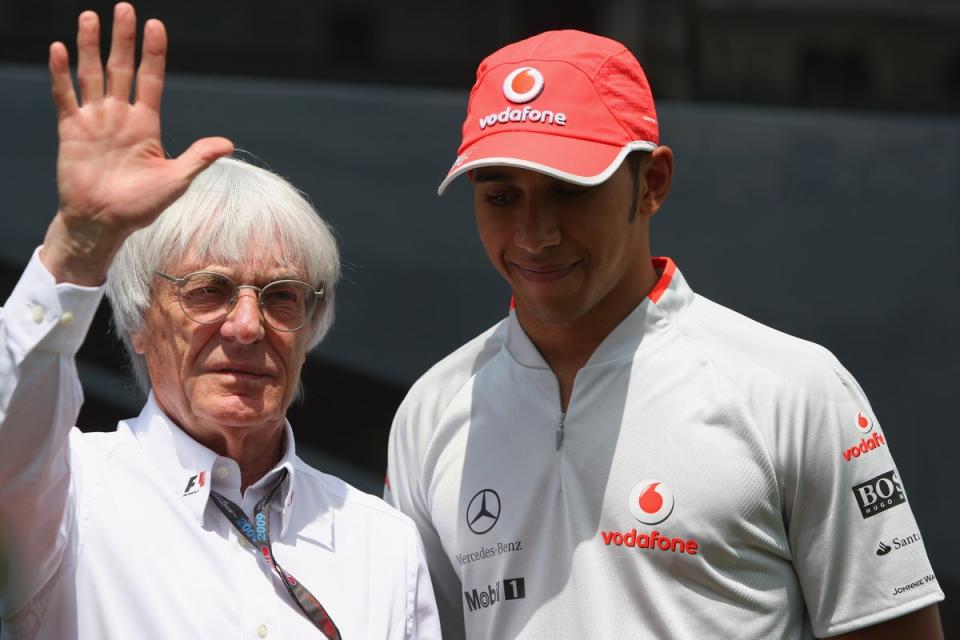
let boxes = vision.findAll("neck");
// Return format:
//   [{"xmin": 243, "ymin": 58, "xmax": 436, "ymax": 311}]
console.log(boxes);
[
  {"xmin": 517, "ymin": 258, "xmax": 659, "ymax": 410},
  {"xmin": 187, "ymin": 420, "xmax": 286, "ymax": 493},
  {"xmin": 225, "ymin": 429, "xmax": 286, "ymax": 493}
]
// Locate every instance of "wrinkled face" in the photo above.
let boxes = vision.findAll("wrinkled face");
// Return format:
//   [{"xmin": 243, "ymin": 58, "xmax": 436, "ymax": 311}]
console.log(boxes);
[
  {"xmin": 472, "ymin": 162, "xmax": 650, "ymax": 327},
  {"xmin": 131, "ymin": 251, "xmax": 312, "ymax": 444}
]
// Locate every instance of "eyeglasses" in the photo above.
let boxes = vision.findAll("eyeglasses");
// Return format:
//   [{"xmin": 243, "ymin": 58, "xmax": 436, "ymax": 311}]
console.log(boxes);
[{"xmin": 155, "ymin": 271, "xmax": 324, "ymax": 332}]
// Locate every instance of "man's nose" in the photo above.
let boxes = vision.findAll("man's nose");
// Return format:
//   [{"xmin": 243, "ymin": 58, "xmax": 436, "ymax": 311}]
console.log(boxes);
[
  {"xmin": 513, "ymin": 202, "xmax": 561, "ymax": 253},
  {"xmin": 221, "ymin": 289, "xmax": 265, "ymax": 343}
]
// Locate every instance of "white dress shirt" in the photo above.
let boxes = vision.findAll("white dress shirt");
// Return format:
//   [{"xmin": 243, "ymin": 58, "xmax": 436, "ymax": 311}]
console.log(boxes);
[{"xmin": 0, "ymin": 250, "xmax": 441, "ymax": 639}]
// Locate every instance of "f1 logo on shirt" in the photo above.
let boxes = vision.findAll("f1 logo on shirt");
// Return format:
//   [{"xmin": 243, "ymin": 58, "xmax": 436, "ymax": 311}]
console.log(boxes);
[
  {"xmin": 183, "ymin": 471, "xmax": 206, "ymax": 496},
  {"xmin": 852, "ymin": 470, "xmax": 905, "ymax": 519}
]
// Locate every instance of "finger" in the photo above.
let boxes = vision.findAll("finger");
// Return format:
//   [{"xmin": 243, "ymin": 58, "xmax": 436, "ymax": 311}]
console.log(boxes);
[
  {"xmin": 174, "ymin": 137, "xmax": 235, "ymax": 183},
  {"xmin": 49, "ymin": 42, "xmax": 79, "ymax": 118},
  {"xmin": 135, "ymin": 18, "xmax": 167, "ymax": 112},
  {"xmin": 75, "ymin": 10, "xmax": 104, "ymax": 104},
  {"xmin": 106, "ymin": 3, "xmax": 137, "ymax": 100}
]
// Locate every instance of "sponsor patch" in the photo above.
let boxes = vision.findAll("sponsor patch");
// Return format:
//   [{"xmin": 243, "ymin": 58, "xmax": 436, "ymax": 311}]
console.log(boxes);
[
  {"xmin": 456, "ymin": 539, "xmax": 523, "ymax": 567},
  {"xmin": 876, "ymin": 532, "xmax": 922, "ymax": 557},
  {"xmin": 602, "ymin": 478, "xmax": 699, "ymax": 556},
  {"xmin": 466, "ymin": 489, "xmax": 501, "ymax": 535},
  {"xmin": 183, "ymin": 471, "xmax": 206, "ymax": 496},
  {"xmin": 891, "ymin": 574, "xmax": 937, "ymax": 596},
  {"xmin": 503, "ymin": 67, "xmax": 545, "ymax": 104},
  {"xmin": 477, "ymin": 105, "xmax": 567, "ymax": 131},
  {"xmin": 464, "ymin": 577, "xmax": 526, "ymax": 612},
  {"xmin": 600, "ymin": 528, "xmax": 699, "ymax": 556},
  {"xmin": 629, "ymin": 480, "xmax": 674, "ymax": 525},
  {"xmin": 842, "ymin": 432, "xmax": 887, "ymax": 461},
  {"xmin": 852, "ymin": 470, "xmax": 906, "ymax": 519}
]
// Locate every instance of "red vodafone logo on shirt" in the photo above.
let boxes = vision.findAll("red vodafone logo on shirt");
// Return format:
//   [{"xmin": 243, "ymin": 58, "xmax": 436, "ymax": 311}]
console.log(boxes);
[
  {"xmin": 600, "ymin": 479, "xmax": 699, "ymax": 556},
  {"xmin": 842, "ymin": 410, "xmax": 887, "ymax": 462},
  {"xmin": 629, "ymin": 480, "xmax": 674, "ymax": 525},
  {"xmin": 856, "ymin": 411, "xmax": 873, "ymax": 434}
]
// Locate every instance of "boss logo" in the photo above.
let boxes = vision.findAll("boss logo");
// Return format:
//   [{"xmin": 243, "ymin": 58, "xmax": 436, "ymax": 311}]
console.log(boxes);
[{"xmin": 852, "ymin": 470, "xmax": 905, "ymax": 519}]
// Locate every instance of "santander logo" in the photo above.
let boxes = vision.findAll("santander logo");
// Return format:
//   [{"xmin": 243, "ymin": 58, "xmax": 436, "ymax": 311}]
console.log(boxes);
[{"xmin": 503, "ymin": 67, "xmax": 544, "ymax": 103}]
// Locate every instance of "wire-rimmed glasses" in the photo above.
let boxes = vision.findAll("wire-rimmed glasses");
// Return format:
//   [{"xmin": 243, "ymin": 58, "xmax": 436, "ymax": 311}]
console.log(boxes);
[{"xmin": 155, "ymin": 271, "xmax": 324, "ymax": 332}]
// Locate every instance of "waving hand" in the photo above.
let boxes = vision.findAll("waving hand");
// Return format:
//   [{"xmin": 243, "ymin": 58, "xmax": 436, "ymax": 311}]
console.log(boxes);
[{"xmin": 42, "ymin": 3, "xmax": 234, "ymax": 285}]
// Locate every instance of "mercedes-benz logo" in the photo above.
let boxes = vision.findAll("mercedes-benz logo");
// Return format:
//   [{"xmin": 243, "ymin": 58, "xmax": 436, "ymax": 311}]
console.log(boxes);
[{"xmin": 466, "ymin": 489, "xmax": 501, "ymax": 535}]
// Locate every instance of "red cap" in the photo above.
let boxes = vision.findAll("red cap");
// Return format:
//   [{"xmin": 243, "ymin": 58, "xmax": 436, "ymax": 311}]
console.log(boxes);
[{"xmin": 438, "ymin": 30, "xmax": 659, "ymax": 195}]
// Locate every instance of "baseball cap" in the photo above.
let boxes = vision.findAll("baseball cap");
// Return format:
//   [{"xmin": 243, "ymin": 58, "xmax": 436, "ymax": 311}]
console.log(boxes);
[{"xmin": 438, "ymin": 29, "xmax": 659, "ymax": 195}]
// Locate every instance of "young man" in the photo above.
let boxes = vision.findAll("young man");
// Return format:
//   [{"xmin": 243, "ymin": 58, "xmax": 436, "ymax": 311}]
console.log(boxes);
[
  {"xmin": 0, "ymin": 5, "xmax": 439, "ymax": 638},
  {"xmin": 386, "ymin": 30, "xmax": 943, "ymax": 639}
]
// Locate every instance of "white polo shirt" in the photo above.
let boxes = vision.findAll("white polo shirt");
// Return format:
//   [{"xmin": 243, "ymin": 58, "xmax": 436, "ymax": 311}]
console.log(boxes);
[
  {"xmin": 387, "ymin": 258, "xmax": 943, "ymax": 639},
  {"xmin": 0, "ymin": 251, "xmax": 440, "ymax": 639}
]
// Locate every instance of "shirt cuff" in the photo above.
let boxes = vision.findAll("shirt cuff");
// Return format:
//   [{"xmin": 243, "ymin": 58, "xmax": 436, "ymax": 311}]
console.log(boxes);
[{"xmin": 4, "ymin": 247, "xmax": 106, "ymax": 357}]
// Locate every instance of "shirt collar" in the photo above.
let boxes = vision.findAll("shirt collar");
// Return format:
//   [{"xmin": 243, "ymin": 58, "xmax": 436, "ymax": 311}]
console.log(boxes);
[
  {"xmin": 505, "ymin": 257, "xmax": 693, "ymax": 368},
  {"xmin": 125, "ymin": 393, "xmax": 298, "ymax": 534}
]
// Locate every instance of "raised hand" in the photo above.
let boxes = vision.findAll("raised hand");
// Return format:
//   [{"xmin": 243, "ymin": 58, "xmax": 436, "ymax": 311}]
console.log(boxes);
[{"xmin": 41, "ymin": 3, "xmax": 234, "ymax": 285}]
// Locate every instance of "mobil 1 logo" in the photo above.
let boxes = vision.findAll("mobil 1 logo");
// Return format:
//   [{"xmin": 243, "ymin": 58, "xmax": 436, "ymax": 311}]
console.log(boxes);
[
  {"xmin": 852, "ymin": 470, "xmax": 905, "ymax": 519},
  {"xmin": 463, "ymin": 577, "xmax": 526, "ymax": 613}
]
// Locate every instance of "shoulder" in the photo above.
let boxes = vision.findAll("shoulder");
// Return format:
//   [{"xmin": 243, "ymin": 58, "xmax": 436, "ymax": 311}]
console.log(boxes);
[
  {"xmin": 71, "ymin": 424, "xmax": 140, "ymax": 463},
  {"xmin": 293, "ymin": 458, "xmax": 420, "ymax": 534},
  {"xmin": 395, "ymin": 318, "xmax": 508, "ymax": 429},
  {"xmin": 675, "ymin": 293, "xmax": 854, "ymax": 401}
]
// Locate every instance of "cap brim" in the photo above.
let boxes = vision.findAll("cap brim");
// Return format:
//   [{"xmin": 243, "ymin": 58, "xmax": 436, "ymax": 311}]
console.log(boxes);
[{"xmin": 438, "ymin": 131, "xmax": 656, "ymax": 195}]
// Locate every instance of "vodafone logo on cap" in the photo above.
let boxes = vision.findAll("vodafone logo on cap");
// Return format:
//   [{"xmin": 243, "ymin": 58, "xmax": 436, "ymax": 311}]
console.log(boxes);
[
  {"xmin": 629, "ymin": 480, "xmax": 674, "ymax": 525},
  {"xmin": 503, "ymin": 67, "xmax": 544, "ymax": 103}
]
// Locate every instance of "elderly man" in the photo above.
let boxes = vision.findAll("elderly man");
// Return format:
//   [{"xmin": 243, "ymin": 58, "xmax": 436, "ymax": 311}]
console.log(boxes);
[
  {"xmin": 386, "ymin": 30, "xmax": 943, "ymax": 639},
  {"xmin": 0, "ymin": 4, "xmax": 439, "ymax": 638}
]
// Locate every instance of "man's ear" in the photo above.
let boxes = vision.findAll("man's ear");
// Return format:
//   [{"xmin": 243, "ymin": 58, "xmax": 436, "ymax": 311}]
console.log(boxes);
[
  {"xmin": 640, "ymin": 145, "xmax": 674, "ymax": 216},
  {"xmin": 130, "ymin": 329, "xmax": 146, "ymax": 355}
]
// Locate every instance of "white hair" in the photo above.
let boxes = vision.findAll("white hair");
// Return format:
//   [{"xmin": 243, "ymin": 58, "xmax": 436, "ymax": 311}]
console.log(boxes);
[{"xmin": 106, "ymin": 156, "xmax": 341, "ymax": 392}]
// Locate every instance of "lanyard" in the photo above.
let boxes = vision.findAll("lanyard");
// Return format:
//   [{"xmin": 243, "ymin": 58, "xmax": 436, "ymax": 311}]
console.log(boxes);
[{"xmin": 209, "ymin": 468, "xmax": 342, "ymax": 640}]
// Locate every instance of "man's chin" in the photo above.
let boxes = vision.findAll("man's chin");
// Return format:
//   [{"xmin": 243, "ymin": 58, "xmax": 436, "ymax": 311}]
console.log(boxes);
[
  {"xmin": 515, "ymin": 296, "xmax": 589, "ymax": 327},
  {"xmin": 199, "ymin": 393, "xmax": 281, "ymax": 427}
]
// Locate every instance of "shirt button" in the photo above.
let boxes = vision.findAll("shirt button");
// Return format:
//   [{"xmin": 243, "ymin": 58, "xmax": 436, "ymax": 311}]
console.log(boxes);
[
  {"xmin": 256, "ymin": 624, "xmax": 268, "ymax": 638},
  {"xmin": 215, "ymin": 466, "xmax": 230, "ymax": 480},
  {"xmin": 60, "ymin": 311, "xmax": 75, "ymax": 327},
  {"xmin": 238, "ymin": 536, "xmax": 250, "ymax": 548},
  {"xmin": 31, "ymin": 304, "xmax": 45, "ymax": 323}
]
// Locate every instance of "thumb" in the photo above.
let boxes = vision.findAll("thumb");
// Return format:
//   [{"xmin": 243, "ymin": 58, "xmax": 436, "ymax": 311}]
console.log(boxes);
[{"xmin": 174, "ymin": 136, "xmax": 235, "ymax": 182}]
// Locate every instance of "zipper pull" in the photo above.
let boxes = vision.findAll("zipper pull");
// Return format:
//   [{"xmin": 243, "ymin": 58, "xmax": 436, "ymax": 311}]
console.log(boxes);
[{"xmin": 556, "ymin": 412, "xmax": 566, "ymax": 450}]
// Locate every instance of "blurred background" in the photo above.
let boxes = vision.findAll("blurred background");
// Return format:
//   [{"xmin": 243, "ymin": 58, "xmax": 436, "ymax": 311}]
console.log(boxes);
[{"xmin": 1, "ymin": 0, "xmax": 957, "ymax": 633}]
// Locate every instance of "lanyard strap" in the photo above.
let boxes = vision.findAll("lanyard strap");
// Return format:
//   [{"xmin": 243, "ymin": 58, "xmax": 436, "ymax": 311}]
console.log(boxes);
[{"xmin": 209, "ymin": 468, "xmax": 342, "ymax": 640}]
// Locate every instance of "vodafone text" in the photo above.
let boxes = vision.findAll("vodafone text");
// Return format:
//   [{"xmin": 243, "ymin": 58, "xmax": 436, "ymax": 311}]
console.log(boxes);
[
  {"xmin": 842, "ymin": 432, "xmax": 886, "ymax": 461},
  {"xmin": 478, "ymin": 106, "xmax": 567, "ymax": 131},
  {"xmin": 600, "ymin": 529, "xmax": 699, "ymax": 555},
  {"xmin": 456, "ymin": 540, "xmax": 523, "ymax": 567}
]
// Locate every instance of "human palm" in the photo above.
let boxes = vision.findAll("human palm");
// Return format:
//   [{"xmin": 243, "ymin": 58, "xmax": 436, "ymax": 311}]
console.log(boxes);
[{"xmin": 44, "ymin": 3, "xmax": 232, "ymax": 283}]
